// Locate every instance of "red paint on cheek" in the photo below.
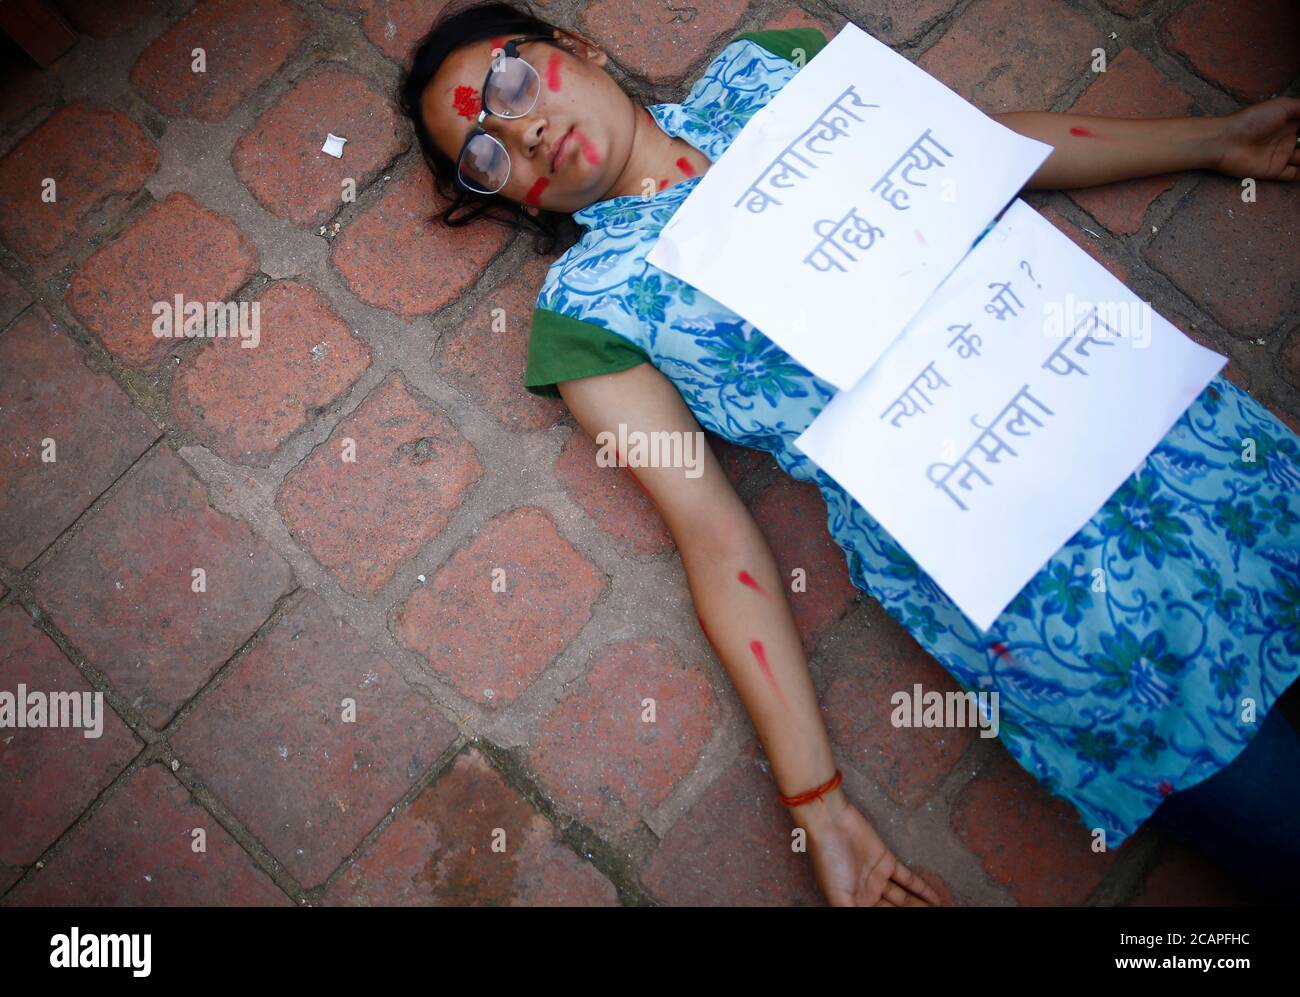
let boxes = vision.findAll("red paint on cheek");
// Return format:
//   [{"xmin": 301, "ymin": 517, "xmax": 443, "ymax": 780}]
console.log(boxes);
[
  {"xmin": 657, "ymin": 178, "xmax": 669, "ymax": 190},
  {"xmin": 452, "ymin": 85, "xmax": 481, "ymax": 118},
  {"xmin": 1069, "ymin": 126, "xmax": 1095, "ymax": 138},
  {"xmin": 737, "ymin": 570, "xmax": 768, "ymax": 597},
  {"xmin": 545, "ymin": 51, "xmax": 563, "ymax": 92},
  {"xmin": 523, "ymin": 177, "xmax": 549, "ymax": 206},
  {"xmin": 572, "ymin": 127, "xmax": 601, "ymax": 165},
  {"xmin": 749, "ymin": 640, "xmax": 786, "ymax": 701},
  {"xmin": 675, "ymin": 156, "xmax": 694, "ymax": 177}
]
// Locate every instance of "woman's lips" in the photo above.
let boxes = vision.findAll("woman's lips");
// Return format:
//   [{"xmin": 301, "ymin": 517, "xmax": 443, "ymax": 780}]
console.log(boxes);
[{"xmin": 550, "ymin": 126, "xmax": 574, "ymax": 174}]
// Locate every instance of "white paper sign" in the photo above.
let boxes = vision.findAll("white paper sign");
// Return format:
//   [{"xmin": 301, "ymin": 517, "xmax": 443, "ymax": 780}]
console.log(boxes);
[
  {"xmin": 793, "ymin": 199, "xmax": 1226, "ymax": 631},
  {"xmin": 647, "ymin": 21, "xmax": 1054, "ymax": 391}
]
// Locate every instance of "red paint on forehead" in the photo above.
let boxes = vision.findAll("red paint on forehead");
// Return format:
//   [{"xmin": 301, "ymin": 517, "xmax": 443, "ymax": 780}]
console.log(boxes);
[
  {"xmin": 523, "ymin": 176, "xmax": 549, "ymax": 206},
  {"xmin": 573, "ymin": 128, "xmax": 600, "ymax": 165},
  {"xmin": 546, "ymin": 51, "xmax": 563, "ymax": 92},
  {"xmin": 453, "ymin": 85, "xmax": 481, "ymax": 118},
  {"xmin": 675, "ymin": 156, "xmax": 694, "ymax": 177}
]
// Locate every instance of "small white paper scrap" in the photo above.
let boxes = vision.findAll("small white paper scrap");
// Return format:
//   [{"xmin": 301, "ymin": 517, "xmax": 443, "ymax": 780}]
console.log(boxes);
[{"xmin": 321, "ymin": 133, "xmax": 348, "ymax": 158}]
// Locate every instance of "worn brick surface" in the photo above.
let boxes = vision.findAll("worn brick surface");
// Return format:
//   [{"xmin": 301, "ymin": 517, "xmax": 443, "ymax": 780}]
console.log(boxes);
[
  {"xmin": 580, "ymin": 0, "xmax": 750, "ymax": 82},
  {"xmin": 172, "ymin": 593, "xmax": 456, "ymax": 888},
  {"xmin": 233, "ymin": 66, "xmax": 408, "ymax": 226},
  {"xmin": 0, "ymin": 46, "xmax": 61, "ymax": 138},
  {"xmin": 436, "ymin": 253, "xmax": 566, "ymax": 431},
  {"xmin": 34, "ymin": 447, "xmax": 295, "ymax": 728},
  {"xmin": 324, "ymin": 746, "xmax": 620, "ymax": 905},
  {"xmin": 394, "ymin": 507, "xmax": 606, "ymax": 706},
  {"xmin": 0, "ymin": 269, "xmax": 31, "ymax": 328},
  {"xmin": 751, "ymin": 477, "xmax": 856, "ymax": 651},
  {"xmin": 554, "ymin": 427, "xmax": 675, "ymax": 556},
  {"xmin": 1164, "ymin": 0, "xmax": 1300, "ymax": 102},
  {"xmin": 819, "ymin": 606, "xmax": 977, "ymax": 809},
  {"xmin": 1037, "ymin": 204, "xmax": 1129, "ymax": 283},
  {"xmin": 952, "ymin": 747, "xmax": 1119, "ymax": 905},
  {"xmin": 333, "ymin": 166, "xmax": 511, "ymax": 317},
  {"xmin": 1144, "ymin": 178, "xmax": 1299, "ymax": 341},
  {"xmin": 131, "ymin": 0, "xmax": 312, "ymax": 123},
  {"xmin": 1281, "ymin": 326, "xmax": 1300, "ymax": 391},
  {"xmin": 67, "ymin": 192, "xmax": 260, "ymax": 369},
  {"xmin": 1067, "ymin": 48, "xmax": 1199, "ymax": 235},
  {"xmin": 170, "ymin": 280, "xmax": 372, "ymax": 464},
  {"xmin": 0, "ymin": 103, "xmax": 159, "ymax": 276},
  {"xmin": 0, "ymin": 308, "xmax": 159, "ymax": 571},
  {"xmin": 0, "ymin": 604, "xmax": 142, "ymax": 868},
  {"xmin": 527, "ymin": 638, "xmax": 720, "ymax": 838},
  {"xmin": 918, "ymin": 0, "xmax": 1103, "ymax": 113},
  {"xmin": 355, "ymin": 0, "xmax": 445, "ymax": 65},
  {"xmin": 277, "ymin": 374, "xmax": 484, "ymax": 596},
  {"xmin": 833, "ymin": 0, "xmax": 959, "ymax": 46},
  {"xmin": 7, "ymin": 764, "xmax": 290, "ymax": 906},
  {"xmin": 57, "ymin": 0, "xmax": 160, "ymax": 38},
  {"xmin": 758, "ymin": 6, "xmax": 834, "ymax": 36},
  {"xmin": 642, "ymin": 742, "xmax": 824, "ymax": 905}
]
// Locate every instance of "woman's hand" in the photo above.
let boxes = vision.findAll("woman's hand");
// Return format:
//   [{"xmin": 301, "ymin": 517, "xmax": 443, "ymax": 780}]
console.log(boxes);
[
  {"xmin": 1214, "ymin": 96, "xmax": 1300, "ymax": 182},
  {"xmin": 797, "ymin": 791, "xmax": 943, "ymax": 907}
]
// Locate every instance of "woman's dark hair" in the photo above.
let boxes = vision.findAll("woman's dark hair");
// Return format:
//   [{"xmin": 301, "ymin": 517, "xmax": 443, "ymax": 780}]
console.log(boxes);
[{"xmin": 399, "ymin": 0, "xmax": 580, "ymax": 254}]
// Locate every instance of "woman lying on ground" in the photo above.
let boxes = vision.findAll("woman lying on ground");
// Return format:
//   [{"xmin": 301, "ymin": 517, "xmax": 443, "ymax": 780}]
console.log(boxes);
[{"xmin": 399, "ymin": 0, "xmax": 1300, "ymax": 906}]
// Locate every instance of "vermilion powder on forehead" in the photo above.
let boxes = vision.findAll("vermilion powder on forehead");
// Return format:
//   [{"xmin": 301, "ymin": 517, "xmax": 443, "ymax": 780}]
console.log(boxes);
[{"xmin": 452, "ymin": 85, "xmax": 481, "ymax": 118}]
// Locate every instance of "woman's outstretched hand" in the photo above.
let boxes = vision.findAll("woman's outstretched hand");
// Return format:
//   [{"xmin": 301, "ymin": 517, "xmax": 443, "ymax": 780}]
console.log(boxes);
[
  {"xmin": 801, "ymin": 795, "xmax": 943, "ymax": 907},
  {"xmin": 1214, "ymin": 96, "xmax": 1300, "ymax": 182}
]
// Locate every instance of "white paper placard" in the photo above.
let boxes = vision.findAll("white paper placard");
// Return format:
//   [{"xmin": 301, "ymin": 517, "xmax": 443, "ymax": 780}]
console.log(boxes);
[
  {"xmin": 647, "ymin": 21, "xmax": 1054, "ymax": 391},
  {"xmin": 793, "ymin": 199, "xmax": 1226, "ymax": 631}
]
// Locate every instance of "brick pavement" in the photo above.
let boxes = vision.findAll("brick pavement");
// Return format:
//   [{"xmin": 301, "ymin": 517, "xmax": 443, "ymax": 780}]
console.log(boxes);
[{"xmin": 1, "ymin": 0, "xmax": 1296, "ymax": 906}]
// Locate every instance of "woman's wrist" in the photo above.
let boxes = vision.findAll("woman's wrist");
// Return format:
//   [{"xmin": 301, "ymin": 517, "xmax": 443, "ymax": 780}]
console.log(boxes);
[{"xmin": 784, "ymin": 784, "xmax": 851, "ymax": 835}]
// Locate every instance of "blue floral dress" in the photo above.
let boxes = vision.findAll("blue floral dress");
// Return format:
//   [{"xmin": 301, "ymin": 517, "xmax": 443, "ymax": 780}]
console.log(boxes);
[{"xmin": 533, "ymin": 36, "xmax": 1300, "ymax": 845}]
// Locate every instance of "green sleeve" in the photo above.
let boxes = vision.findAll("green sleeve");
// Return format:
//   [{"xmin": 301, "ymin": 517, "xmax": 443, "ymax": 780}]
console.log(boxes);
[
  {"xmin": 524, "ymin": 307, "xmax": 652, "ymax": 398},
  {"xmin": 732, "ymin": 26, "xmax": 830, "ymax": 66}
]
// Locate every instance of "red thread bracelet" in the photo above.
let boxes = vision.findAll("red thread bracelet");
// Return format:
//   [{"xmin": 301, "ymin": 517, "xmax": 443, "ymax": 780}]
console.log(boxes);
[{"xmin": 778, "ymin": 768, "xmax": 843, "ymax": 807}]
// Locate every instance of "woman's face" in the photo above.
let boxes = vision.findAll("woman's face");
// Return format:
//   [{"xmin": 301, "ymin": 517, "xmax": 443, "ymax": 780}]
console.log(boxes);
[{"xmin": 422, "ymin": 31, "xmax": 635, "ymax": 215}]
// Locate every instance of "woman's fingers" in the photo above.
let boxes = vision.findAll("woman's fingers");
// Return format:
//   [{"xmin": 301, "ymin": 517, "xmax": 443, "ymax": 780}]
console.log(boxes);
[{"xmin": 892, "ymin": 859, "xmax": 943, "ymax": 905}]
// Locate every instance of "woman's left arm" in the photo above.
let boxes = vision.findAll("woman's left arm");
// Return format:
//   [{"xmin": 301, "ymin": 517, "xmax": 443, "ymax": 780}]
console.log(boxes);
[{"xmin": 994, "ymin": 96, "xmax": 1300, "ymax": 190}]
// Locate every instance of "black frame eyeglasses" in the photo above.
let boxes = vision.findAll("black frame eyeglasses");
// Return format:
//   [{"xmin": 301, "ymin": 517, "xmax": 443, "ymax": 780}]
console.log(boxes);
[{"xmin": 454, "ymin": 36, "xmax": 555, "ymax": 196}]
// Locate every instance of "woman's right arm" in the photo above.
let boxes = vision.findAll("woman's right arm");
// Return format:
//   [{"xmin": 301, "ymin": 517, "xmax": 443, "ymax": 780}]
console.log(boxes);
[{"xmin": 558, "ymin": 361, "xmax": 938, "ymax": 906}]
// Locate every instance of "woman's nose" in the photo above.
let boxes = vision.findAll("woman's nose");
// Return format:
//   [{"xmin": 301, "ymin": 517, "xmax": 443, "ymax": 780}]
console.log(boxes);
[{"xmin": 489, "ymin": 114, "xmax": 545, "ymax": 162}]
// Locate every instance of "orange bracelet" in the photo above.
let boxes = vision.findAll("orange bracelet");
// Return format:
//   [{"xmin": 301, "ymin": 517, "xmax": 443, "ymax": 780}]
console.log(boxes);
[{"xmin": 778, "ymin": 768, "xmax": 843, "ymax": 807}]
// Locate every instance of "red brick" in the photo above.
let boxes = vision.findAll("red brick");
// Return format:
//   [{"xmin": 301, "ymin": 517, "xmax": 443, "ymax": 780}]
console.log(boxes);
[
  {"xmin": 394, "ymin": 507, "xmax": 606, "ymax": 706},
  {"xmin": 232, "ymin": 66, "xmax": 408, "ymax": 227},
  {"xmin": 277, "ymin": 374, "xmax": 483, "ymax": 597},
  {"xmin": 752, "ymin": 477, "xmax": 856, "ymax": 651},
  {"xmin": 917, "ymin": 0, "xmax": 1103, "ymax": 113},
  {"xmin": 0, "ymin": 269, "xmax": 30, "ymax": 329},
  {"xmin": 332, "ymin": 166, "xmax": 510, "ymax": 318},
  {"xmin": 0, "ymin": 308, "xmax": 159, "ymax": 571},
  {"xmin": 435, "ymin": 253, "xmax": 566, "ymax": 431},
  {"xmin": 0, "ymin": 103, "xmax": 159, "ymax": 276},
  {"xmin": 360, "ymin": 0, "xmax": 446, "ymax": 64},
  {"xmin": 1143, "ymin": 178, "xmax": 1299, "ymax": 341},
  {"xmin": 580, "ymin": 0, "xmax": 750, "ymax": 82},
  {"xmin": 57, "ymin": 0, "xmax": 160, "ymax": 38},
  {"xmin": 527, "ymin": 638, "xmax": 720, "ymax": 838},
  {"xmin": 1067, "ymin": 48, "xmax": 1199, "ymax": 235},
  {"xmin": 951, "ymin": 747, "xmax": 1118, "ymax": 905},
  {"xmin": 1164, "ymin": 0, "xmax": 1300, "ymax": 102},
  {"xmin": 1128, "ymin": 841, "xmax": 1267, "ymax": 906},
  {"xmin": 170, "ymin": 280, "xmax": 372, "ymax": 465},
  {"xmin": 834, "ymin": 0, "xmax": 959, "ymax": 46},
  {"xmin": 642, "ymin": 742, "xmax": 824, "ymax": 905},
  {"xmin": 0, "ymin": 604, "xmax": 142, "ymax": 867},
  {"xmin": 710, "ymin": 433, "xmax": 768, "ymax": 488},
  {"xmin": 554, "ymin": 427, "xmax": 675, "ymax": 556},
  {"xmin": 172, "ymin": 593, "xmax": 457, "ymax": 888},
  {"xmin": 67, "ymin": 191, "xmax": 260, "ymax": 369},
  {"xmin": 7, "ymin": 764, "xmax": 289, "ymax": 905},
  {"xmin": 1099, "ymin": 0, "xmax": 1152, "ymax": 16},
  {"xmin": 758, "ymin": 7, "xmax": 833, "ymax": 36},
  {"xmin": 323, "ymin": 746, "xmax": 620, "ymax": 905},
  {"xmin": 1037, "ymin": 204, "xmax": 1129, "ymax": 283},
  {"xmin": 130, "ymin": 0, "xmax": 312, "ymax": 122},
  {"xmin": 33, "ymin": 447, "xmax": 295, "ymax": 728},
  {"xmin": 819, "ymin": 605, "xmax": 977, "ymax": 809},
  {"xmin": 1281, "ymin": 326, "xmax": 1300, "ymax": 391}
]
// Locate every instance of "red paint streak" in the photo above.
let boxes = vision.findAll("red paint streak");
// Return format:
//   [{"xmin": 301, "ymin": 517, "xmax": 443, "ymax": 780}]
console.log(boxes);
[
  {"xmin": 1069, "ymin": 126, "xmax": 1095, "ymax": 138},
  {"xmin": 523, "ymin": 177, "xmax": 549, "ymax": 206},
  {"xmin": 1158, "ymin": 780, "xmax": 1173, "ymax": 797},
  {"xmin": 737, "ymin": 569, "xmax": 768, "ymax": 598},
  {"xmin": 989, "ymin": 641, "xmax": 1014, "ymax": 662},
  {"xmin": 545, "ymin": 51, "xmax": 563, "ymax": 92},
  {"xmin": 675, "ymin": 156, "xmax": 695, "ymax": 177},
  {"xmin": 657, "ymin": 178, "xmax": 669, "ymax": 191},
  {"xmin": 572, "ymin": 127, "xmax": 600, "ymax": 165},
  {"xmin": 452, "ymin": 85, "xmax": 481, "ymax": 119},
  {"xmin": 749, "ymin": 640, "xmax": 786, "ymax": 701},
  {"xmin": 489, "ymin": 35, "xmax": 506, "ymax": 52}
]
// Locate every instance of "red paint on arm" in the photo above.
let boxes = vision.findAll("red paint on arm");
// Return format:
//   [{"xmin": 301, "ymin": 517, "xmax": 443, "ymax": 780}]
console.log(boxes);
[
  {"xmin": 749, "ymin": 640, "xmax": 786, "ymax": 702},
  {"xmin": 545, "ymin": 51, "xmax": 563, "ymax": 92},
  {"xmin": 675, "ymin": 156, "xmax": 695, "ymax": 177},
  {"xmin": 1068, "ymin": 126, "xmax": 1096, "ymax": 138},
  {"xmin": 523, "ymin": 177, "xmax": 549, "ymax": 207},
  {"xmin": 737, "ymin": 569, "xmax": 769, "ymax": 598},
  {"xmin": 572, "ymin": 128, "xmax": 601, "ymax": 165}
]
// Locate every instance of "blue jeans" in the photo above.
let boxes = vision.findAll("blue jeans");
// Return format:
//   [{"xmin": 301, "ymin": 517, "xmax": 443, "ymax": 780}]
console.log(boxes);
[{"xmin": 1149, "ymin": 698, "xmax": 1300, "ymax": 901}]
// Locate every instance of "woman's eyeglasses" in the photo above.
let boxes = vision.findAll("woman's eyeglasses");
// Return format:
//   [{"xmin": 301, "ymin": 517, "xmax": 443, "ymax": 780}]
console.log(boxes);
[{"xmin": 455, "ymin": 36, "xmax": 553, "ymax": 196}]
